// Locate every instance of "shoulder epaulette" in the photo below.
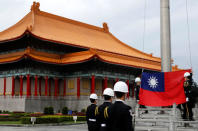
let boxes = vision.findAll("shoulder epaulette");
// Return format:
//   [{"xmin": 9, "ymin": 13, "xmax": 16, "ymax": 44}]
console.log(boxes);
[
  {"xmin": 95, "ymin": 106, "xmax": 99, "ymax": 116},
  {"xmin": 104, "ymin": 107, "xmax": 109, "ymax": 119}
]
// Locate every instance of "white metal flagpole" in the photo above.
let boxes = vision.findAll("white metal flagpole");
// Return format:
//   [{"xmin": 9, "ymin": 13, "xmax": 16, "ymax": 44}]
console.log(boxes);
[{"xmin": 160, "ymin": 0, "xmax": 172, "ymax": 72}]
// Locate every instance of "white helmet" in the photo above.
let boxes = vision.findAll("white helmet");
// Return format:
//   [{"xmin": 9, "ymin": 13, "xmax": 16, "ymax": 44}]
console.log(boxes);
[
  {"xmin": 90, "ymin": 93, "xmax": 98, "ymax": 99},
  {"xmin": 184, "ymin": 72, "xmax": 190, "ymax": 77},
  {"xmin": 135, "ymin": 77, "xmax": 141, "ymax": 83},
  {"xmin": 114, "ymin": 81, "xmax": 128, "ymax": 93},
  {"xmin": 103, "ymin": 88, "xmax": 114, "ymax": 97}
]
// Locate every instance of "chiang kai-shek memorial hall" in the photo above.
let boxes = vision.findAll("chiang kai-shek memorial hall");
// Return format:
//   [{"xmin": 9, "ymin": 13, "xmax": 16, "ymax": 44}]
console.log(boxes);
[{"xmin": 0, "ymin": 2, "xmax": 180, "ymax": 112}]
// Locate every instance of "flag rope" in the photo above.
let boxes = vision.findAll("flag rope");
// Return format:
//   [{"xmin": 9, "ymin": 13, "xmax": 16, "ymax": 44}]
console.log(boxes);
[
  {"xmin": 185, "ymin": 0, "xmax": 193, "ymax": 71},
  {"xmin": 141, "ymin": 0, "xmax": 147, "ymax": 73}
]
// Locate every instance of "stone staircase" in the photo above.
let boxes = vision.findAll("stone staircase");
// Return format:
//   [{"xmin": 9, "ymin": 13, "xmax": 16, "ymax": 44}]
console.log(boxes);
[{"xmin": 134, "ymin": 104, "xmax": 198, "ymax": 131}]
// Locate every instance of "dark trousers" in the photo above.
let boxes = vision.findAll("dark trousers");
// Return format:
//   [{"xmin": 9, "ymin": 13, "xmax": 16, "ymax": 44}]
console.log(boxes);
[
  {"xmin": 87, "ymin": 121, "xmax": 99, "ymax": 131},
  {"xmin": 182, "ymin": 102, "xmax": 193, "ymax": 120},
  {"xmin": 99, "ymin": 126, "xmax": 107, "ymax": 131}
]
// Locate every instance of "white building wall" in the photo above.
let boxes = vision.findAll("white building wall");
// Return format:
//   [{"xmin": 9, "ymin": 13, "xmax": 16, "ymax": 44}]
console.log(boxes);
[{"xmin": 0, "ymin": 96, "xmax": 26, "ymax": 111}]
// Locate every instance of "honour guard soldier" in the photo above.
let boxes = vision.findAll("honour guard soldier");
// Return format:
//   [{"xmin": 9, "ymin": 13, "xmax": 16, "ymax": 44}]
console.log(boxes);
[
  {"xmin": 135, "ymin": 77, "xmax": 147, "ymax": 110},
  {"xmin": 182, "ymin": 72, "xmax": 194, "ymax": 121},
  {"xmin": 97, "ymin": 88, "xmax": 114, "ymax": 131},
  {"xmin": 105, "ymin": 81, "xmax": 134, "ymax": 131},
  {"xmin": 86, "ymin": 93, "xmax": 100, "ymax": 131},
  {"xmin": 134, "ymin": 77, "xmax": 141, "ymax": 101}
]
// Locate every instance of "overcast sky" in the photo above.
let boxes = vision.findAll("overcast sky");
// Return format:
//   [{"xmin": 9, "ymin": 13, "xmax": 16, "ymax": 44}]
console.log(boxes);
[{"xmin": 0, "ymin": 0, "xmax": 197, "ymax": 82}]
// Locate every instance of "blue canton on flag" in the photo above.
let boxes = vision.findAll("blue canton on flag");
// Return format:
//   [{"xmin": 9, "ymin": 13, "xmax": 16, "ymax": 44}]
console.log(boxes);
[{"xmin": 141, "ymin": 72, "xmax": 165, "ymax": 92}]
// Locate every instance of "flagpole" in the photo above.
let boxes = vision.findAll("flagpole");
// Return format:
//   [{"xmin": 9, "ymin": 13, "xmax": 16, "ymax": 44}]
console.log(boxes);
[{"xmin": 160, "ymin": 0, "xmax": 172, "ymax": 72}]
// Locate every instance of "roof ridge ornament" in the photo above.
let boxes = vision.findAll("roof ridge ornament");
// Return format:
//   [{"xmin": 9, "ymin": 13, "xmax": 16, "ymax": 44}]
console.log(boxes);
[
  {"xmin": 103, "ymin": 22, "xmax": 109, "ymax": 32},
  {"xmin": 31, "ymin": 1, "xmax": 40, "ymax": 13},
  {"xmin": 30, "ymin": 2, "xmax": 40, "ymax": 31},
  {"xmin": 27, "ymin": 25, "xmax": 33, "ymax": 31}
]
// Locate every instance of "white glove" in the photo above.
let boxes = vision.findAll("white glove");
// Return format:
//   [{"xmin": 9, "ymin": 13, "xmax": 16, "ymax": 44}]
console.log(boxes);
[{"xmin": 186, "ymin": 97, "xmax": 189, "ymax": 102}]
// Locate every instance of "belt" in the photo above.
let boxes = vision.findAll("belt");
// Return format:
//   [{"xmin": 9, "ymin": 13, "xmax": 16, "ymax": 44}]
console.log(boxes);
[
  {"xmin": 101, "ymin": 124, "xmax": 106, "ymax": 127},
  {"xmin": 89, "ymin": 119, "xmax": 96, "ymax": 122}
]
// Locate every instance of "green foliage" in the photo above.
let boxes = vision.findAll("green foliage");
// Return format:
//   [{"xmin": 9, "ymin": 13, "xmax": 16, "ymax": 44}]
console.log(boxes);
[
  {"xmin": 44, "ymin": 107, "xmax": 48, "ymax": 115},
  {"xmin": 48, "ymin": 107, "xmax": 54, "ymax": 115},
  {"xmin": 81, "ymin": 108, "xmax": 86, "ymax": 113},
  {"xmin": 0, "ymin": 115, "xmax": 10, "ymax": 119},
  {"xmin": 0, "ymin": 117, "xmax": 20, "ymax": 121},
  {"xmin": 44, "ymin": 107, "xmax": 54, "ymax": 115},
  {"xmin": 11, "ymin": 113, "xmax": 30, "ymax": 118},
  {"xmin": 76, "ymin": 116, "xmax": 86, "ymax": 121},
  {"xmin": 2, "ymin": 110, "xmax": 10, "ymax": 114},
  {"xmin": 0, "ymin": 112, "xmax": 30, "ymax": 121},
  {"xmin": 20, "ymin": 117, "xmax": 31, "ymax": 124},
  {"xmin": 62, "ymin": 107, "xmax": 68, "ymax": 115},
  {"xmin": 20, "ymin": 116, "xmax": 86, "ymax": 124},
  {"xmin": 0, "ymin": 121, "xmax": 21, "ymax": 124},
  {"xmin": 35, "ymin": 117, "xmax": 60, "ymax": 124}
]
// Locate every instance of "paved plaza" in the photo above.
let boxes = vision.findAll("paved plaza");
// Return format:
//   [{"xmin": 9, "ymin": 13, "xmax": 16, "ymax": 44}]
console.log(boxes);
[{"xmin": 0, "ymin": 124, "xmax": 88, "ymax": 131}]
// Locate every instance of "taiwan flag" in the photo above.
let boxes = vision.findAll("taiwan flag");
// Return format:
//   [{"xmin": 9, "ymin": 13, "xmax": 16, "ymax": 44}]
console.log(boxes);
[{"xmin": 139, "ymin": 70, "xmax": 190, "ymax": 107}]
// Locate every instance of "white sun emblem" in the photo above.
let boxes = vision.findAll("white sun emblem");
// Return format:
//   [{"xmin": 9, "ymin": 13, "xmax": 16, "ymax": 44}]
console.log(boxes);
[{"xmin": 148, "ymin": 76, "xmax": 159, "ymax": 89}]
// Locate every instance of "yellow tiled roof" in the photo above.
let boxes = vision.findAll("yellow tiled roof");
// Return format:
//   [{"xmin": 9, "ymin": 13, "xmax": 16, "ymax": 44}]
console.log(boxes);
[{"xmin": 0, "ymin": 2, "xmax": 181, "ymax": 71}]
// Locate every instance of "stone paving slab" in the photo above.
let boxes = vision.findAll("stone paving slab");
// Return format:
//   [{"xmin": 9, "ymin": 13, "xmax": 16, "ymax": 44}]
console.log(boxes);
[
  {"xmin": 135, "ymin": 125, "xmax": 169, "ymax": 131},
  {"xmin": 0, "ymin": 124, "xmax": 88, "ymax": 131},
  {"xmin": 177, "ymin": 127, "xmax": 198, "ymax": 131}
]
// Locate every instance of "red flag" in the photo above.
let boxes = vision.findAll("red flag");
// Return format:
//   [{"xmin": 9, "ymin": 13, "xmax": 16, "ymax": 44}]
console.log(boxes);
[{"xmin": 139, "ymin": 70, "xmax": 190, "ymax": 107}]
